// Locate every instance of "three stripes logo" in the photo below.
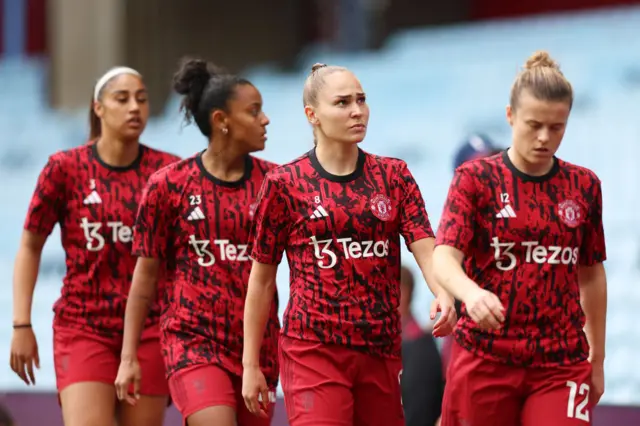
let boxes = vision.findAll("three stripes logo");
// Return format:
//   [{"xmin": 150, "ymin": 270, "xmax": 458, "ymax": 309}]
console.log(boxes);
[
  {"xmin": 309, "ymin": 205, "xmax": 329, "ymax": 219},
  {"xmin": 83, "ymin": 190, "xmax": 102, "ymax": 205},
  {"xmin": 187, "ymin": 206, "xmax": 206, "ymax": 221},
  {"xmin": 495, "ymin": 205, "xmax": 516, "ymax": 218}
]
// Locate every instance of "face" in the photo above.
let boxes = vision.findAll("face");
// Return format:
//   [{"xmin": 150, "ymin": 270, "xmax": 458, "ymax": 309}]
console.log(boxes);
[
  {"xmin": 506, "ymin": 88, "xmax": 571, "ymax": 168},
  {"xmin": 305, "ymin": 71, "xmax": 369, "ymax": 145},
  {"xmin": 214, "ymin": 84, "xmax": 269, "ymax": 154},
  {"xmin": 94, "ymin": 74, "xmax": 148, "ymax": 141}
]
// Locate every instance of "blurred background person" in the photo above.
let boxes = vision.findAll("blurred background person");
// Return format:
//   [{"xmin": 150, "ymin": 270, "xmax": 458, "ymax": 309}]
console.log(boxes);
[
  {"xmin": 10, "ymin": 68, "xmax": 179, "ymax": 426},
  {"xmin": 441, "ymin": 133, "xmax": 504, "ymax": 380},
  {"xmin": 400, "ymin": 266, "xmax": 444, "ymax": 426},
  {"xmin": 0, "ymin": 403, "xmax": 14, "ymax": 426}
]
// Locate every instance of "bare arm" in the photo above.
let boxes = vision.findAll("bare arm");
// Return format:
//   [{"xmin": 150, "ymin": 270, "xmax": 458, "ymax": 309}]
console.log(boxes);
[
  {"xmin": 13, "ymin": 231, "xmax": 47, "ymax": 324},
  {"xmin": 243, "ymin": 261, "xmax": 277, "ymax": 368},
  {"xmin": 409, "ymin": 237, "xmax": 446, "ymax": 297},
  {"xmin": 579, "ymin": 263, "xmax": 607, "ymax": 363},
  {"xmin": 432, "ymin": 245, "xmax": 479, "ymax": 301},
  {"xmin": 121, "ymin": 257, "xmax": 160, "ymax": 360}
]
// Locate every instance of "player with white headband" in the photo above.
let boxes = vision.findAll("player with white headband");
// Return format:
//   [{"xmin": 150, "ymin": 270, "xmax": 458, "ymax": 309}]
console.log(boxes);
[{"xmin": 10, "ymin": 66, "xmax": 180, "ymax": 426}]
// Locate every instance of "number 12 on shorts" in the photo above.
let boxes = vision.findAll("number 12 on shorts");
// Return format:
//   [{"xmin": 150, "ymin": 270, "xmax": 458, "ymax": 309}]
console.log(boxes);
[{"xmin": 566, "ymin": 380, "xmax": 590, "ymax": 422}]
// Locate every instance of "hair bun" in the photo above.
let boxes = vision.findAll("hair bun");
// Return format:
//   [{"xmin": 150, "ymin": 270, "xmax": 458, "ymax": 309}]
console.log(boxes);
[
  {"xmin": 311, "ymin": 63, "xmax": 327, "ymax": 73},
  {"xmin": 524, "ymin": 50, "xmax": 560, "ymax": 71},
  {"xmin": 172, "ymin": 57, "xmax": 214, "ymax": 97}
]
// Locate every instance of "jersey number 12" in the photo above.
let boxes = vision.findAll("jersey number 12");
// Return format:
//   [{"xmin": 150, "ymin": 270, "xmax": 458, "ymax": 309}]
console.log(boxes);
[{"xmin": 566, "ymin": 380, "xmax": 590, "ymax": 422}]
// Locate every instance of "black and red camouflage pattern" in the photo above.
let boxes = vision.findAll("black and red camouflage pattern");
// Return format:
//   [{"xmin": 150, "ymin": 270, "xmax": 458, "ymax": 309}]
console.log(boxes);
[
  {"xmin": 436, "ymin": 151, "xmax": 606, "ymax": 367},
  {"xmin": 249, "ymin": 148, "xmax": 434, "ymax": 360},
  {"xmin": 24, "ymin": 143, "xmax": 180, "ymax": 337},
  {"xmin": 133, "ymin": 153, "xmax": 280, "ymax": 387}
]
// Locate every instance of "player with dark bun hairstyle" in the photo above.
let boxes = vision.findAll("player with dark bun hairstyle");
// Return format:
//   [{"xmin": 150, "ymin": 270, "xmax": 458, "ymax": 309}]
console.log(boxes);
[
  {"xmin": 434, "ymin": 50, "xmax": 607, "ymax": 426},
  {"xmin": 115, "ymin": 57, "xmax": 280, "ymax": 426},
  {"xmin": 11, "ymin": 66, "xmax": 180, "ymax": 426},
  {"xmin": 242, "ymin": 62, "xmax": 457, "ymax": 426}
]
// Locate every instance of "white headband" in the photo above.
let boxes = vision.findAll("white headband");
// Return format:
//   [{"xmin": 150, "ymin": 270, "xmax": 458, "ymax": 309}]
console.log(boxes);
[{"xmin": 93, "ymin": 66, "xmax": 141, "ymax": 101}]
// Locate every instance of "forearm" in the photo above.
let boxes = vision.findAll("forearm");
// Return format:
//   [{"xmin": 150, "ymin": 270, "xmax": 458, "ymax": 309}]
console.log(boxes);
[
  {"xmin": 432, "ymin": 246, "xmax": 478, "ymax": 302},
  {"xmin": 121, "ymin": 275, "xmax": 156, "ymax": 359},
  {"xmin": 580, "ymin": 272, "xmax": 607, "ymax": 362},
  {"xmin": 12, "ymin": 246, "xmax": 42, "ymax": 324},
  {"xmin": 243, "ymin": 275, "xmax": 276, "ymax": 368},
  {"xmin": 409, "ymin": 238, "xmax": 447, "ymax": 297}
]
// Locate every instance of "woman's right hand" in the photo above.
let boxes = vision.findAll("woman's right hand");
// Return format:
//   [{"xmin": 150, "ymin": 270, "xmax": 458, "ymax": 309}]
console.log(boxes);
[
  {"xmin": 10, "ymin": 326, "xmax": 40, "ymax": 385},
  {"xmin": 463, "ymin": 286, "xmax": 505, "ymax": 330},
  {"xmin": 242, "ymin": 365, "xmax": 270, "ymax": 418},
  {"xmin": 115, "ymin": 357, "xmax": 142, "ymax": 405}
]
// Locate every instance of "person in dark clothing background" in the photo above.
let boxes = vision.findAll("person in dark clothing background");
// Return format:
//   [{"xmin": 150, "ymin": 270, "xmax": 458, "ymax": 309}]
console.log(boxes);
[
  {"xmin": 400, "ymin": 265, "xmax": 444, "ymax": 426},
  {"xmin": 0, "ymin": 403, "xmax": 14, "ymax": 426},
  {"xmin": 441, "ymin": 133, "xmax": 504, "ymax": 380}
]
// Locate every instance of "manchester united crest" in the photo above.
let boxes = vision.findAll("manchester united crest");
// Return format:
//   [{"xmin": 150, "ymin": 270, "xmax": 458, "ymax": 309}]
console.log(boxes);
[
  {"xmin": 557, "ymin": 200, "xmax": 583, "ymax": 228},
  {"xmin": 370, "ymin": 193, "xmax": 393, "ymax": 221}
]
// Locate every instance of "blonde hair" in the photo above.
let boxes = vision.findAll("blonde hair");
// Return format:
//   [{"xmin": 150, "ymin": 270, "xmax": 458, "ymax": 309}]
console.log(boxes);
[
  {"xmin": 303, "ymin": 63, "xmax": 349, "ymax": 146},
  {"xmin": 303, "ymin": 63, "xmax": 348, "ymax": 107},
  {"xmin": 510, "ymin": 50, "xmax": 573, "ymax": 110}
]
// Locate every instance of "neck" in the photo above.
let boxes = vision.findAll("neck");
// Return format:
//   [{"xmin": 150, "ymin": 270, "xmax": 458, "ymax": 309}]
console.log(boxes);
[
  {"xmin": 202, "ymin": 140, "xmax": 247, "ymax": 182},
  {"xmin": 96, "ymin": 134, "xmax": 140, "ymax": 167},
  {"xmin": 315, "ymin": 139, "xmax": 359, "ymax": 176},
  {"xmin": 507, "ymin": 147, "xmax": 554, "ymax": 176}
]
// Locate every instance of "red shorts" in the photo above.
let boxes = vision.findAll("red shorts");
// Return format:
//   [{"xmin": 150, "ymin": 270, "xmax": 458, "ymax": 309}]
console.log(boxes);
[
  {"xmin": 53, "ymin": 326, "xmax": 168, "ymax": 396},
  {"xmin": 168, "ymin": 363, "xmax": 275, "ymax": 426},
  {"xmin": 442, "ymin": 341, "xmax": 593, "ymax": 426},
  {"xmin": 279, "ymin": 335, "xmax": 404, "ymax": 426}
]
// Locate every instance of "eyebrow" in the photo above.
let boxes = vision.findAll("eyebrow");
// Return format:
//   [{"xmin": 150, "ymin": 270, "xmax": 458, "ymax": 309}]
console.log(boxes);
[
  {"xmin": 111, "ymin": 89, "xmax": 147, "ymax": 95},
  {"xmin": 526, "ymin": 119, "xmax": 564, "ymax": 126},
  {"xmin": 334, "ymin": 92, "xmax": 366, "ymax": 99}
]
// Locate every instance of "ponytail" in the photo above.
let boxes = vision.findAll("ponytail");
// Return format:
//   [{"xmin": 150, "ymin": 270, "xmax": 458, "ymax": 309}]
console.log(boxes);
[{"xmin": 88, "ymin": 95, "xmax": 101, "ymax": 140}]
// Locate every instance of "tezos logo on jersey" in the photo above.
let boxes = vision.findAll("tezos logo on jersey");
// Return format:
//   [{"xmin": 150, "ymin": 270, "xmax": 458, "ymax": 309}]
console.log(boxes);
[
  {"xmin": 308, "ymin": 236, "xmax": 389, "ymax": 269},
  {"xmin": 80, "ymin": 218, "xmax": 132, "ymax": 251},
  {"xmin": 369, "ymin": 193, "xmax": 393, "ymax": 221},
  {"xmin": 490, "ymin": 237, "xmax": 578, "ymax": 271},
  {"xmin": 188, "ymin": 236, "xmax": 250, "ymax": 267},
  {"xmin": 557, "ymin": 200, "xmax": 583, "ymax": 228}
]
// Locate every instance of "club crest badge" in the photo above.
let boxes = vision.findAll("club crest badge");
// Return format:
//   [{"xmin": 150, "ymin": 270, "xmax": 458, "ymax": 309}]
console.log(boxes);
[
  {"xmin": 557, "ymin": 200, "xmax": 583, "ymax": 228},
  {"xmin": 249, "ymin": 202, "xmax": 257, "ymax": 220},
  {"xmin": 370, "ymin": 193, "xmax": 393, "ymax": 221}
]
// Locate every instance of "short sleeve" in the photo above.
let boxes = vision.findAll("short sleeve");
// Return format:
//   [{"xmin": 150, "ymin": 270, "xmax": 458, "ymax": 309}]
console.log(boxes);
[
  {"xmin": 435, "ymin": 167, "xmax": 477, "ymax": 253},
  {"xmin": 580, "ymin": 178, "xmax": 606, "ymax": 266},
  {"xmin": 24, "ymin": 155, "xmax": 66, "ymax": 236},
  {"xmin": 248, "ymin": 174, "xmax": 290, "ymax": 265},
  {"xmin": 399, "ymin": 162, "xmax": 434, "ymax": 248},
  {"xmin": 132, "ymin": 172, "xmax": 173, "ymax": 259}
]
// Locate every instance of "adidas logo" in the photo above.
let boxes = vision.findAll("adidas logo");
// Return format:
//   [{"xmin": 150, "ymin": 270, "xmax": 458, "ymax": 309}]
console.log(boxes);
[
  {"xmin": 187, "ymin": 206, "xmax": 205, "ymax": 221},
  {"xmin": 309, "ymin": 205, "xmax": 329, "ymax": 219},
  {"xmin": 496, "ymin": 205, "xmax": 516, "ymax": 218},
  {"xmin": 83, "ymin": 190, "xmax": 102, "ymax": 205}
]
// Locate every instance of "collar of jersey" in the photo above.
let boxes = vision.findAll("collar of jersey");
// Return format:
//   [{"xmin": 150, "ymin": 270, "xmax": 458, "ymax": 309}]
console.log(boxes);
[
  {"xmin": 308, "ymin": 147, "xmax": 366, "ymax": 183},
  {"xmin": 195, "ymin": 150, "xmax": 253, "ymax": 188},
  {"xmin": 90, "ymin": 141, "xmax": 144, "ymax": 172},
  {"xmin": 502, "ymin": 149, "xmax": 560, "ymax": 183}
]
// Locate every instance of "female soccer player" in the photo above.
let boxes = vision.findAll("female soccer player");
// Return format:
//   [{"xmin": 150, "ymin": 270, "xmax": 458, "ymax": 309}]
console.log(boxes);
[
  {"xmin": 10, "ymin": 67, "xmax": 180, "ymax": 426},
  {"xmin": 242, "ymin": 63, "xmax": 457, "ymax": 426},
  {"xmin": 114, "ymin": 58, "xmax": 280, "ymax": 426},
  {"xmin": 433, "ymin": 51, "xmax": 607, "ymax": 426}
]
